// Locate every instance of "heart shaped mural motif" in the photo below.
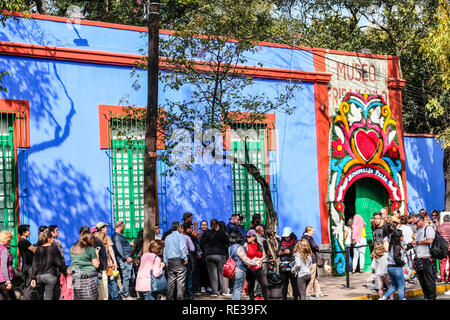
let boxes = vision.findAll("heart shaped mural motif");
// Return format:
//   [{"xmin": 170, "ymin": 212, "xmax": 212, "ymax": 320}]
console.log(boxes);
[{"xmin": 354, "ymin": 129, "xmax": 380, "ymax": 162}]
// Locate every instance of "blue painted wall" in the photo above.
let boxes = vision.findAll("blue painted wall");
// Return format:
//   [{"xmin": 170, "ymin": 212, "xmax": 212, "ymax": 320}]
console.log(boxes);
[
  {"xmin": 404, "ymin": 136, "xmax": 445, "ymax": 215},
  {"xmin": 0, "ymin": 15, "xmax": 322, "ymax": 264}
]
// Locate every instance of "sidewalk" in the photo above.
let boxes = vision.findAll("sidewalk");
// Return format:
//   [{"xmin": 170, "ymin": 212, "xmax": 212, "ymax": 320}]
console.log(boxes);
[{"xmin": 194, "ymin": 272, "xmax": 450, "ymax": 300}]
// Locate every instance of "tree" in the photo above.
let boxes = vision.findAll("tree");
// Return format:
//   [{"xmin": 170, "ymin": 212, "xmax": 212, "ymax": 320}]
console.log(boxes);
[
  {"xmin": 420, "ymin": 0, "xmax": 450, "ymax": 209},
  {"xmin": 113, "ymin": 0, "xmax": 298, "ymax": 260}
]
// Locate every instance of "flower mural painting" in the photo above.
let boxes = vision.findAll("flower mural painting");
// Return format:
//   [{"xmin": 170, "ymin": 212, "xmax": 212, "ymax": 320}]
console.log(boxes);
[
  {"xmin": 387, "ymin": 141, "xmax": 400, "ymax": 158},
  {"xmin": 331, "ymin": 138, "xmax": 345, "ymax": 158},
  {"xmin": 327, "ymin": 93, "xmax": 406, "ymax": 276},
  {"xmin": 391, "ymin": 201, "xmax": 400, "ymax": 212}
]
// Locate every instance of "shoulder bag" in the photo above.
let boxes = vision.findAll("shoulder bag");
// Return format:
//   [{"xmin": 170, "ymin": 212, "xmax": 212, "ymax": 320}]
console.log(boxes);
[{"xmin": 150, "ymin": 255, "xmax": 168, "ymax": 293}]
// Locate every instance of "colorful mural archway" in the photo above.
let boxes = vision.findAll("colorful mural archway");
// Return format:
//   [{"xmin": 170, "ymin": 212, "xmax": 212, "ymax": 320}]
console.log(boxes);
[{"xmin": 327, "ymin": 92, "xmax": 406, "ymax": 275}]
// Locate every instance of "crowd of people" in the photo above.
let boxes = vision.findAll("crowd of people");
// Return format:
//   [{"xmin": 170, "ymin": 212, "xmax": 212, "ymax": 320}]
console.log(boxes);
[
  {"xmin": 0, "ymin": 208, "xmax": 449, "ymax": 301},
  {"xmin": 345, "ymin": 208, "xmax": 450, "ymax": 300}
]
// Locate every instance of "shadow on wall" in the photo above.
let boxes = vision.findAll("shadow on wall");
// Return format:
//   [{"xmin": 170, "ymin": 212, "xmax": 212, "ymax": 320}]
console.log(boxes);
[
  {"xmin": 405, "ymin": 137, "xmax": 445, "ymax": 213},
  {"xmin": 165, "ymin": 162, "xmax": 233, "ymax": 231},
  {"xmin": 25, "ymin": 160, "xmax": 109, "ymax": 264}
]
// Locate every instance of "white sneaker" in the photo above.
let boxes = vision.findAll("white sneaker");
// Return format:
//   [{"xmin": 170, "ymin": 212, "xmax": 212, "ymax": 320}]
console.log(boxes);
[
  {"xmin": 444, "ymin": 290, "xmax": 450, "ymax": 296},
  {"xmin": 378, "ymin": 296, "xmax": 386, "ymax": 300},
  {"xmin": 211, "ymin": 293, "xmax": 218, "ymax": 297},
  {"xmin": 201, "ymin": 287, "xmax": 206, "ymax": 293}
]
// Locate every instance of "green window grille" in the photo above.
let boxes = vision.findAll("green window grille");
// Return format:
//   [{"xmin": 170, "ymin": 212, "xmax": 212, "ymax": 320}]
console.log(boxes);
[
  {"xmin": 109, "ymin": 117, "xmax": 167, "ymax": 241},
  {"xmin": 231, "ymin": 123, "xmax": 267, "ymax": 230},
  {"xmin": 0, "ymin": 114, "xmax": 19, "ymax": 267}
]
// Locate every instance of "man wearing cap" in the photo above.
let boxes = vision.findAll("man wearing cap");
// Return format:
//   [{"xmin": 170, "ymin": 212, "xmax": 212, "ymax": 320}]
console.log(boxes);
[
  {"xmin": 410, "ymin": 213, "xmax": 437, "ymax": 300},
  {"xmin": 163, "ymin": 221, "xmax": 188, "ymax": 300},
  {"xmin": 112, "ymin": 221, "xmax": 135, "ymax": 300},
  {"xmin": 182, "ymin": 212, "xmax": 198, "ymax": 239}
]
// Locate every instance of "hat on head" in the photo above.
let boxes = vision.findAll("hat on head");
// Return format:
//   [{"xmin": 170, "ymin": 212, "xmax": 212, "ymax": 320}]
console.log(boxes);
[
  {"xmin": 89, "ymin": 227, "xmax": 97, "ymax": 234},
  {"xmin": 182, "ymin": 212, "xmax": 193, "ymax": 221},
  {"xmin": 114, "ymin": 220, "xmax": 124, "ymax": 228},
  {"xmin": 246, "ymin": 229, "xmax": 257, "ymax": 237},
  {"xmin": 96, "ymin": 222, "xmax": 108, "ymax": 229},
  {"xmin": 281, "ymin": 227, "xmax": 293, "ymax": 238}
]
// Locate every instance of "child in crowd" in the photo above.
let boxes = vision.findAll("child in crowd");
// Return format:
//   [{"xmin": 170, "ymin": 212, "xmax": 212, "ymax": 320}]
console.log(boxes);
[{"xmin": 371, "ymin": 243, "xmax": 393, "ymax": 299}]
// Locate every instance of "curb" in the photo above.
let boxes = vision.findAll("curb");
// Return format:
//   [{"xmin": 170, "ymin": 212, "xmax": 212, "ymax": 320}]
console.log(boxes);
[{"xmin": 346, "ymin": 284, "xmax": 450, "ymax": 300}]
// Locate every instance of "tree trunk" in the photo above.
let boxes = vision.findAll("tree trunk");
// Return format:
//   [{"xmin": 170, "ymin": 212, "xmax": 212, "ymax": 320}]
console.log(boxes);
[
  {"xmin": 143, "ymin": 0, "xmax": 160, "ymax": 253},
  {"xmin": 223, "ymin": 144, "xmax": 279, "ymax": 267}
]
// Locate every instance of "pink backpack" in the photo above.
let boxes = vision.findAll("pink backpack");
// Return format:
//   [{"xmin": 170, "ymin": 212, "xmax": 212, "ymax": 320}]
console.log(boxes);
[{"xmin": 60, "ymin": 273, "xmax": 74, "ymax": 300}]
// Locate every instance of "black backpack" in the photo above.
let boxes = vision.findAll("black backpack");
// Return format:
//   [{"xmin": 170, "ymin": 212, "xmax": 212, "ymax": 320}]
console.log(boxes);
[{"xmin": 425, "ymin": 226, "xmax": 449, "ymax": 260}]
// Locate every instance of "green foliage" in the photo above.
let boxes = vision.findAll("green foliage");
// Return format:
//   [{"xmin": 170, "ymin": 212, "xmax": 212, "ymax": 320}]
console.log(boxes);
[{"xmin": 0, "ymin": 0, "xmax": 28, "ymax": 92}]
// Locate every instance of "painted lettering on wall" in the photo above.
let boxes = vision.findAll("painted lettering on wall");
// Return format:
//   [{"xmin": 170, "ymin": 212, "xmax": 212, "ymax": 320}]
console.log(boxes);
[{"xmin": 325, "ymin": 53, "xmax": 389, "ymax": 115}]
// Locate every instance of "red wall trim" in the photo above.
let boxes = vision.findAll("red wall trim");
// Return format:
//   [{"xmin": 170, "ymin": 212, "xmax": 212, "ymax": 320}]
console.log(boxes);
[
  {"xmin": 2, "ymin": 11, "xmax": 398, "ymax": 61},
  {"xmin": 98, "ymin": 105, "xmax": 164, "ymax": 150},
  {"xmin": 0, "ymin": 99, "xmax": 30, "ymax": 148},
  {"xmin": 0, "ymin": 41, "xmax": 143, "ymax": 67},
  {"xmin": 404, "ymin": 133, "xmax": 435, "ymax": 138},
  {"xmin": 312, "ymin": 48, "xmax": 331, "ymax": 244},
  {"xmin": 0, "ymin": 41, "xmax": 332, "ymax": 83},
  {"xmin": 387, "ymin": 57, "xmax": 408, "ymax": 212}
]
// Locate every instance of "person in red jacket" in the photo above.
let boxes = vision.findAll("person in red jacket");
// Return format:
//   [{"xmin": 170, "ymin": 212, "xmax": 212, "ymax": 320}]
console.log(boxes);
[{"xmin": 437, "ymin": 214, "xmax": 450, "ymax": 283}]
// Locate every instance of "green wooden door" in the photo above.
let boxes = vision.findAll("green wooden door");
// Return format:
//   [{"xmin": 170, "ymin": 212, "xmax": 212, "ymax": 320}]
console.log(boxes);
[
  {"xmin": 232, "ymin": 139, "xmax": 266, "ymax": 230},
  {"xmin": 0, "ymin": 125, "xmax": 18, "ymax": 267},
  {"xmin": 354, "ymin": 178, "xmax": 387, "ymax": 271}
]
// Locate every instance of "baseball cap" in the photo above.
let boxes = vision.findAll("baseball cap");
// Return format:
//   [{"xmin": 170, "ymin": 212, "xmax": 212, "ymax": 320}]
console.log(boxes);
[
  {"xmin": 281, "ymin": 227, "xmax": 293, "ymax": 238},
  {"xmin": 182, "ymin": 212, "xmax": 193, "ymax": 221},
  {"xmin": 114, "ymin": 220, "xmax": 124, "ymax": 228},
  {"xmin": 89, "ymin": 227, "xmax": 97, "ymax": 234},
  {"xmin": 246, "ymin": 229, "xmax": 257, "ymax": 237},
  {"xmin": 96, "ymin": 222, "xmax": 108, "ymax": 229}
]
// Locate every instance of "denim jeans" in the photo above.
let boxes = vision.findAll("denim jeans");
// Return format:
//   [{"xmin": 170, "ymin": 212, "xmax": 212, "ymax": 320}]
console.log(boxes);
[
  {"xmin": 141, "ymin": 291, "xmax": 158, "ymax": 300},
  {"xmin": 345, "ymin": 245, "xmax": 353, "ymax": 272},
  {"xmin": 118, "ymin": 260, "xmax": 135, "ymax": 298},
  {"xmin": 232, "ymin": 268, "xmax": 246, "ymax": 300},
  {"xmin": 384, "ymin": 267, "xmax": 405, "ymax": 300},
  {"xmin": 37, "ymin": 273, "xmax": 57, "ymax": 301},
  {"xmin": 108, "ymin": 277, "xmax": 120, "ymax": 300},
  {"xmin": 186, "ymin": 258, "xmax": 195, "ymax": 299}
]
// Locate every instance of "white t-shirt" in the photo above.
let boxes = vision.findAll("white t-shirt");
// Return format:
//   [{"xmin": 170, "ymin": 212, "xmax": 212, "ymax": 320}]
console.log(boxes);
[
  {"xmin": 397, "ymin": 225, "xmax": 413, "ymax": 245},
  {"xmin": 344, "ymin": 226, "xmax": 352, "ymax": 246},
  {"xmin": 415, "ymin": 225, "xmax": 435, "ymax": 258}
]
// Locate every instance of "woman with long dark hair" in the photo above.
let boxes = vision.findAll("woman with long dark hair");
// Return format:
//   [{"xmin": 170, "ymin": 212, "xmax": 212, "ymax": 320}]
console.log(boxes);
[
  {"xmin": 70, "ymin": 231, "xmax": 100, "ymax": 300},
  {"xmin": 200, "ymin": 219, "xmax": 229, "ymax": 297},
  {"xmin": 379, "ymin": 229, "xmax": 407, "ymax": 300}
]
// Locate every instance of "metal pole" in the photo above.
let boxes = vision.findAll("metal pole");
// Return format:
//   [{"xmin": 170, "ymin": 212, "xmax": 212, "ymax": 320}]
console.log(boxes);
[{"xmin": 345, "ymin": 246, "xmax": 350, "ymax": 288}]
